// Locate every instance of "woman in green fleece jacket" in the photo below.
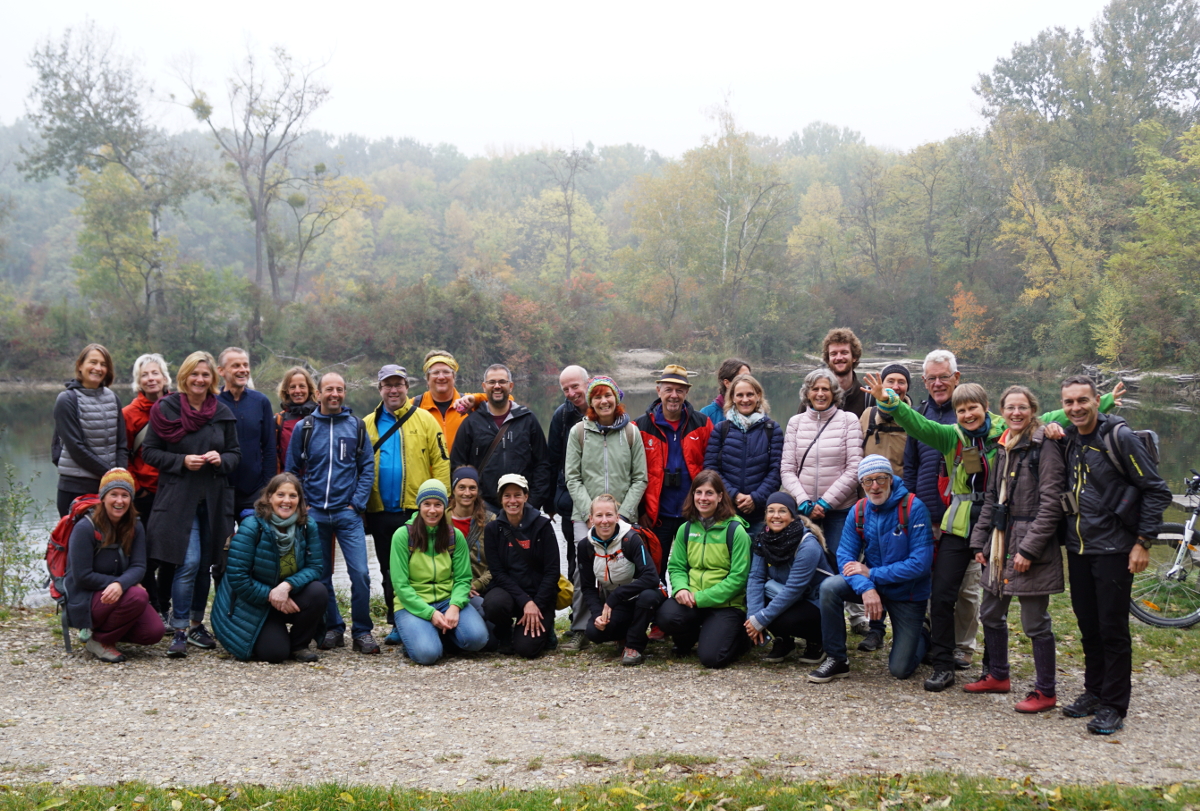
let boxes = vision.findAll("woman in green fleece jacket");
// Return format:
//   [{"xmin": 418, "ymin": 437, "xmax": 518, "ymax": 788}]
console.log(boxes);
[
  {"xmin": 655, "ymin": 469, "xmax": 752, "ymax": 668},
  {"xmin": 390, "ymin": 479, "xmax": 489, "ymax": 665}
]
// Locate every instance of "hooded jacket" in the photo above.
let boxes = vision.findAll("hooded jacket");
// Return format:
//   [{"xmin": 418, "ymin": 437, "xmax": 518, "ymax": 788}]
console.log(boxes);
[
  {"xmin": 450, "ymin": 403, "xmax": 552, "ymax": 510},
  {"xmin": 285, "ymin": 407, "xmax": 375, "ymax": 513},
  {"xmin": 483, "ymin": 504, "xmax": 560, "ymax": 611},
  {"xmin": 634, "ymin": 399, "xmax": 712, "ymax": 526},
  {"xmin": 746, "ymin": 523, "xmax": 829, "ymax": 631},
  {"xmin": 53, "ymin": 380, "xmax": 127, "ymax": 491},
  {"xmin": 703, "ymin": 413, "xmax": 783, "ymax": 525},
  {"xmin": 836, "ymin": 478, "xmax": 933, "ymax": 603},
  {"xmin": 576, "ymin": 521, "xmax": 660, "ymax": 616},
  {"xmin": 780, "ymin": 406, "xmax": 862, "ymax": 511},
  {"xmin": 363, "ymin": 399, "xmax": 450, "ymax": 513},
  {"xmin": 390, "ymin": 514, "xmax": 472, "ymax": 619},
  {"xmin": 902, "ymin": 396, "xmax": 956, "ymax": 526},
  {"xmin": 666, "ymin": 515, "xmax": 751, "ymax": 610},
  {"xmin": 565, "ymin": 415, "xmax": 649, "ymax": 522}
]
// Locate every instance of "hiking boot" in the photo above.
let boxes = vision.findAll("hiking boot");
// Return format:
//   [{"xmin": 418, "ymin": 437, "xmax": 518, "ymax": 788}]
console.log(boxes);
[
  {"xmin": 85, "ymin": 638, "xmax": 126, "ymax": 663},
  {"xmin": 621, "ymin": 647, "xmax": 645, "ymax": 666},
  {"xmin": 763, "ymin": 637, "xmax": 796, "ymax": 663},
  {"xmin": 353, "ymin": 634, "xmax": 381, "ymax": 654},
  {"xmin": 1086, "ymin": 706, "xmax": 1125, "ymax": 735},
  {"xmin": 851, "ymin": 621, "xmax": 870, "ymax": 636},
  {"xmin": 167, "ymin": 630, "xmax": 189, "ymax": 658},
  {"xmin": 924, "ymin": 669, "xmax": 955, "ymax": 692},
  {"xmin": 807, "ymin": 657, "xmax": 850, "ymax": 683},
  {"xmin": 318, "ymin": 630, "xmax": 345, "ymax": 650},
  {"xmin": 1014, "ymin": 690, "xmax": 1057, "ymax": 714},
  {"xmin": 187, "ymin": 623, "xmax": 216, "ymax": 649},
  {"xmin": 647, "ymin": 624, "xmax": 666, "ymax": 642},
  {"xmin": 384, "ymin": 626, "xmax": 402, "ymax": 645},
  {"xmin": 1061, "ymin": 691, "xmax": 1101, "ymax": 718},
  {"xmin": 798, "ymin": 641, "xmax": 827, "ymax": 665},
  {"xmin": 963, "ymin": 674, "xmax": 1011, "ymax": 694},
  {"xmin": 857, "ymin": 629, "xmax": 885, "ymax": 652},
  {"xmin": 560, "ymin": 630, "xmax": 589, "ymax": 651},
  {"xmin": 291, "ymin": 648, "xmax": 320, "ymax": 663},
  {"xmin": 953, "ymin": 650, "xmax": 972, "ymax": 670}
]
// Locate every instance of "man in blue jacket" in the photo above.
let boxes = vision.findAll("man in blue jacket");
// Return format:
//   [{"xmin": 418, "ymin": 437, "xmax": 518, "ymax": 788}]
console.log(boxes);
[
  {"xmin": 809, "ymin": 455, "xmax": 933, "ymax": 683},
  {"xmin": 286, "ymin": 372, "xmax": 378, "ymax": 654},
  {"xmin": 217, "ymin": 347, "xmax": 276, "ymax": 514}
]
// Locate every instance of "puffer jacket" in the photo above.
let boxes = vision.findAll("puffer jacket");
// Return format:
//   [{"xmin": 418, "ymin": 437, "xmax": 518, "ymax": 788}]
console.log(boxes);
[
  {"xmin": 780, "ymin": 406, "xmax": 862, "ymax": 510},
  {"xmin": 666, "ymin": 515, "xmax": 751, "ymax": 610},
  {"xmin": 53, "ymin": 380, "xmax": 127, "ymax": 491},
  {"xmin": 836, "ymin": 478, "xmax": 933, "ymax": 602},
  {"xmin": 746, "ymin": 523, "xmax": 829, "ymax": 632},
  {"xmin": 564, "ymin": 415, "xmax": 648, "ymax": 522},
  {"xmin": 969, "ymin": 427, "xmax": 1066, "ymax": 597},
  {"xmin": 284, "ymin": 407, "xmax": 375, "ymax": 513},
  {"xmin": 363, "ymin": 400, "xmax": 450, "ymax": 513},
  {"xmin": 634, "ymin": 399, "xmax": 712, "ymax": 526},
  {"xmin": 212, "ymin": 515, "xmax": 324, "ymax": 661},
  {"xmin": 390, "ymin": 514, "xmax": 472, "ymax": 619},
  {"xmin": 703, "ymin": 413, "xmax": 783, "ymax": 525}
]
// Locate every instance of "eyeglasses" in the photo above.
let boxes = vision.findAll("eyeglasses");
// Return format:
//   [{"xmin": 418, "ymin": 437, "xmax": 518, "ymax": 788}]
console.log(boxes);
[
  {"xmin": 381, "ymin": 383, "xmax": 408, "ymax": 391},
  {"xmin": 922, "ymin": 374, "xmax": 956, "ymax": 384},
  {"xmin": 861, "ymin": 475, "xmax": 891, "ymax": 487}
]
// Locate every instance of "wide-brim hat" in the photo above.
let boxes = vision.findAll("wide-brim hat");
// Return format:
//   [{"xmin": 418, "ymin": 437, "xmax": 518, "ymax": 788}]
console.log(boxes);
[{"xmin": 655, "ymin": 364, "xmax": 691, "ymax": 387}]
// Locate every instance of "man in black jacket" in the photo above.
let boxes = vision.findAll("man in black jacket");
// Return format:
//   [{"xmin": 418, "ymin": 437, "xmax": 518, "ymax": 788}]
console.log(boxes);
[
  {"xmin": 546, "ymin": 364, "xmax": 589, "ymax": 648},
  {"xmin": 1059, "ymin": 375, "xmax": 1172, "ymax": 735},
  {"xmin": 450, "ymin": 364, "xmax": 552, "ymax": 513}
]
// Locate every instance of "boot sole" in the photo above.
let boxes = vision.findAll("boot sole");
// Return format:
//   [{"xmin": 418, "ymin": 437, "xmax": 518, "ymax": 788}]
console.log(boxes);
[
  {"xmin": 807, "ymin": 669, "xmax": 849, "ymax": 683},
  {"xmin": 1014, "ymin": 703, "xmax": 1058, "ymax": 714}
]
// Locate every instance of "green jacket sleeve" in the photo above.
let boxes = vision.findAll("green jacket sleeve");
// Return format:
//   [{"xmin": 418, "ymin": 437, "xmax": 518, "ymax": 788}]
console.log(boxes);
[
  {"xmin": 880, "ymin": 398, "xmax": 960, "ymax": 454},
  {"xmin": 694, "ymin": 523, "xmax": 751, "ymax": 608},
  {"xmin": 450, "ymin": 528, "xmax": 472, "ymax": 608},
  {"xmin": 564, "ymin": 425, "xmax": 589, "ymax": 520},
  {"xmin": 391, "ymin": 527, "xmax": 434, "ymax": 621},
  {"xmin": 666, "ymin": 522, "xmax": 691, "ymax": 594},
  {"xmin": 1040, "ymin": 392, "xmax": 1115, "ymax": 426}
]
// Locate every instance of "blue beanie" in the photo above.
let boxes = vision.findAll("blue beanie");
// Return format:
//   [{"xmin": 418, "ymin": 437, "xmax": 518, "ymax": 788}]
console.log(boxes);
[
  {"xmin": 451, "ymin": 466, "xmax": 479, "ymax": 489},
  {"xmin": 416, "ymin": 478, "xmax": 449, "ymax": 507},
  {"xmin": 765, "ymin": 491, "xmax": 798, "ymax": 517},
  {"xmin": 858, "ymin": 455, "xmax": 894, "ymax": 482}
]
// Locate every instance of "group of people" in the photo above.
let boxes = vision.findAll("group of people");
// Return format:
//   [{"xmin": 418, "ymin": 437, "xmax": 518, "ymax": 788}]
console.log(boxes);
[{"xmin": 52, "ymin": 328, "xmax": 1171, "ymax": 736}]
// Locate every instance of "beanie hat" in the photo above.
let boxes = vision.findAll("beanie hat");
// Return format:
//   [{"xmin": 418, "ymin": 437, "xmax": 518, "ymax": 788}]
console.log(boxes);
[
  {"xmin": 765, "ymin": 491, "xmax": 798, "ymax": 518},
  {"xmin": 858, "ymin": 455, "xmax": 894, "ymax": 482},
  {"xmin": 587, "ymin": 375, "xmax": 624, "ymax": 403},
  {"xmin": 416, "ymin": 478, "xmax": 449, "ymax": 508},
  {"xmin": 451, "ymin": 466, "xmax": 480, "ymax": 489},
  {"xmin": 99, "ymin": 468, "xmax": 136, "ymax": 499},
  {"xmin": 880, "ymin": 363, "xmax": 911, "ymax": 387}
]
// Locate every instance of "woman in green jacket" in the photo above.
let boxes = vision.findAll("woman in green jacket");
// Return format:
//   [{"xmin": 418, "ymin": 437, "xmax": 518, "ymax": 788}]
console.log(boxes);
[
  {"xmin": 655, "ymin": 470, "xmax": 752, "ymax": 668},
  {"xmin": 212, "ymin": 473, "xmax": 326, "ymax": 663},
  {"xmin": 390, "ymin": 479, "xmax": 489, "ymax": 664}
]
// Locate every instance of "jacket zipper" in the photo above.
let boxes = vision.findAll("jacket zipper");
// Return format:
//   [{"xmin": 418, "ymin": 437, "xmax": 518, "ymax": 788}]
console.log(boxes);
[
  {"xmin": 323, "ymin": 416, "xmax": 335, "ymax": 509},
  {"xmin": 603, "ymin": 430, "xmax": 611, "ymax": 494}
]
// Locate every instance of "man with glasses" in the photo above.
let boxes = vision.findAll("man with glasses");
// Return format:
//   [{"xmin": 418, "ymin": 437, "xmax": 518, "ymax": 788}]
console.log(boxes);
[
  {"xmin": 362, "ymin": 364, "xmax": 451, "ymax": 646},
  {"xmin": 809, "ymin": 455, "xmax": 933, "ymax": 683},
  {"xmin": 450, "ymin": 364, "xmax": 551, "ymax": 513},
  {"xmin": 902, "ymin": 349, "xmax": 980, "ymax": 671}
]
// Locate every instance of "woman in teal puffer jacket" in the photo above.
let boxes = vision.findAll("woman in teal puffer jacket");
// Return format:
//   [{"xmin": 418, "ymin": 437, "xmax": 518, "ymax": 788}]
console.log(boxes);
[{"xmin": 213, "ymin": 473, "xmax": 327, "ymax": 663}]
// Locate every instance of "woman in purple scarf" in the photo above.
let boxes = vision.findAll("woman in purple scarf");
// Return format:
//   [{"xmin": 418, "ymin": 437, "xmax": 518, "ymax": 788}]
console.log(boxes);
[{"xmin": 142, "ymin": 351, "xmax": 241, "ymax": 658}]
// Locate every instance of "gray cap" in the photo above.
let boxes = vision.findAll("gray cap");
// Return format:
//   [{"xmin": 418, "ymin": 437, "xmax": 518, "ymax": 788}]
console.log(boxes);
[{"xmin": 377, "ymin": 364, "xmax": 409, "ymax": 383}]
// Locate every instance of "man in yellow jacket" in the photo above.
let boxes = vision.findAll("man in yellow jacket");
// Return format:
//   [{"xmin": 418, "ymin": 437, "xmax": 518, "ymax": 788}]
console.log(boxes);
[{"xmin": 362, "ymin": 364, "xmax": 451, "ymax": 645}]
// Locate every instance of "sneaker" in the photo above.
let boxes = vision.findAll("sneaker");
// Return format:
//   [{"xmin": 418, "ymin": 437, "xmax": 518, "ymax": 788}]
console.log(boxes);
[
  {"xmin": 1086, "ymin": 706, "xmax": 1125, "ymax": 735},
  {"xmin": 1014, "ymin": 690, "xmax": 1057, "ymax": 714},
  {"xmin": 763, "ymin": 637, "xmax": 796, "ymax": 663},
  {"xmin": 318, "ymin": 630, "xmax": 345, "ymax": 650},
  {"xmin": 85, "ymin": 637, "xmax": 126, "ymax": 663},
  {"xmin": 384, "ymin": 626, "xmax": 402, "ymax": 645},
  {"xmin": 291, "ymin": 648, "xmax": 320, "ymax": 663},
  {"xmin": 851, "ymin": 621, "xmax": 870, "ymax": 636},
  {"xmin": 798, "ymin": 641, "xmax": 827, "ymax": 665},
  {"xmin": 353, "ymin": 634, "xmax": 381, "ymax": 654},
  {"xmin": 857, "ymin": 630, "xmax": 885, "ymax": 652},
  {"xmin": 953, "ymin": 650, "xmax": 972, "ymax": 670},
  {"xmin": 621, "ymin": 647, "xmax": 645, "ymax": 666},
  {"xmin": 963, "ymin": 674, "xmax": 1011, "ymax": 694},
  {"xmin": 647, "ymin": 625, "xmax": 666, "ymax": 642},
  {"xmin": 158, "ymin": 611, "xmax": 170, "ymax": 627},
  {"xmin": 167, "ymin": 630, "xmax": 189, "ymax": 658},
  {"xmin": 807, "ymin": 657, "xmax": 850, "ymax": 683},
  {"xmin": 1061, "ymin": 691, "xmax": 1101, "ymax": 718},
  {"xmin": 560, "ymin": 630, "xmax": 589, "ymax": 651},
  {"xmin": 924, "ymin": 669, "xmax": 956, "ymax": 692},
  {"xmin": 187, "ymin": 623, "xmax": 216, "ymax": 649}
]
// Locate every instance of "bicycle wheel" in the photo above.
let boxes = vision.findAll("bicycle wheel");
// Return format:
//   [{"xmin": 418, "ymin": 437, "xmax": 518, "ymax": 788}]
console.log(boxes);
[{"xmin": 1130, "ymin": 522, "xmax": 1200, "ymax": 628}]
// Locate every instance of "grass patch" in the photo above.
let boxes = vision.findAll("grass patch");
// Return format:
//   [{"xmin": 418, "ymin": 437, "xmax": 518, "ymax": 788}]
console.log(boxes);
[
  {"xmin": 484, "ymin": 757, "xmax": 509, "ymax": 766},
  {"xmin": 0, "ymin": 775, "xmax": 1195, "ymax": 810},
  {"xmin": 570, "ymin": 752, "xmax": 612, "ymax": 767},
  {"xmin": 627, "ymin": 751, "xmax": 718, "ymax": 770},
  {"xmin": 525, "ymin": 756, "xmax": 543, "ymax": 771}
]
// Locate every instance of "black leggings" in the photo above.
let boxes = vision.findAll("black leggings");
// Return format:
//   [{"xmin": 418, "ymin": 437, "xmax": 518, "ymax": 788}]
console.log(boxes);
[
  {"xmin": 253, "ymin": 581, "xmax": 329, "ymax": 663},
  {"xmin": 134, "ymin": 491, "xmax": 175, "ymax": 614},
  {"xmin": 482, "ymin": 588, "xmax": 555, "ymax": 659},
  {"xmin": 57, "ymin": 486, "xmax": 94, "ymax": 518},
  {"xmin": 929, "ymin": 533, "xmax": 973, "ymax": 671},
  {"xmin": 656, "ymin": 599, "xmax": 749, "ymax": 669},
  {"xmin": 585, "ymin": 588, "xmax": 665, "ymax": 653}
]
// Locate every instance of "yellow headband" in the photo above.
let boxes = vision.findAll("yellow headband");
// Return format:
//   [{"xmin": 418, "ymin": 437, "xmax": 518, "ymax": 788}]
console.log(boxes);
[{"xmin": 423, "ymin": 355, "xmax": 459, "ymax": 374}]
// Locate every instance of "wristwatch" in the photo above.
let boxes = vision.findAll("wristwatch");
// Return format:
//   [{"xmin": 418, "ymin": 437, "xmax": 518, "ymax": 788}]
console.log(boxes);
[{"xmin": 1136, "ymin": 536, "xmax": 1153, "ymax": 550}]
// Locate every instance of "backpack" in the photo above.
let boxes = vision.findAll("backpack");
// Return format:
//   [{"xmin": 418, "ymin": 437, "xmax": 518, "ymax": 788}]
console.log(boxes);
[
  {"xmin": 861, "ymin": 407, "xmax": 905, "ymax": 451},
  {"xmin": 296, "ymin": 413, "xmax": 368, "ymax": 469},
  {"xmin": 853, "ymin": 493, "xmax": 917, "ymax": 549},
  {"xmin": 571, "ymin": 420, "xmax": 638, "ymax": 449},
  {"xmin": 628, "ymin": 524, "xmax": 665, "ymax": 574},
  {"xmin": 1102, "ymin": 424, "xmax": 1160, "ymax": 483},
  {"xmin": 46, "ymin": 495, "xmax": 101, "ymax": 604}
]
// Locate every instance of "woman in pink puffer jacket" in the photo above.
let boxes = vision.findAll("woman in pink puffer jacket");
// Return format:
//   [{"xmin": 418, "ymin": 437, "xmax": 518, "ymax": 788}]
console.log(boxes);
[{"xmin": 780, "ymin": 368, "xmax": 863, "ymax": 558}]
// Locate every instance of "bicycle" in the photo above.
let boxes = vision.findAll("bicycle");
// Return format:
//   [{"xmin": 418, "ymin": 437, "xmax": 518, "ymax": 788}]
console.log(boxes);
[{"xmin": 1130, "ymin": 468, "xmax": 1200, "ymax": 628}]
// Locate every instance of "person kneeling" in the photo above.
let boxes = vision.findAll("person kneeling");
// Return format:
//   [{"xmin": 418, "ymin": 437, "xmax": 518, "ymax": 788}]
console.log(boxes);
[
  {"xmin": 579, "ymin": 494, "xmax": 665, "ymax": 666},
  {"xmin": 66, "ymin": 469, "xmax": 167, "ymax": 663},
  {"xmin": 809, "ymin": 456, "xmax": 933, "ymax": 683},
  {"xmin": 214, "ymin": 473, "xmax": 328, "ymax": 663},
  {"xmin": 391, "ymin": 479, "xmax": 489, "ymax": 664},
  {"xmin": 655, "ymin": 471, "xmax": 752, "ymax": 669}
]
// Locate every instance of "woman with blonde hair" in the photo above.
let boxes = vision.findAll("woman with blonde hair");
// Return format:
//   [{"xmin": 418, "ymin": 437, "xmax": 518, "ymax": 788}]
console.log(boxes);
[
  {"xmin": 274, "ymin": 366, "xmax": 318, "ymax": 472},
  {"xmin": 703, "ymin": 374, "xmax": 783, "ymax": 537}
]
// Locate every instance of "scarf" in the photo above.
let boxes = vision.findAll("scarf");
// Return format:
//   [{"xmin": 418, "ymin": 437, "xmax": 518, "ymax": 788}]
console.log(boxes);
[
  {"xmin": 753, "ymin": 520, "xmax": 807, "ymax": 565},
  {"xmin": 150, "ymin": 391, "xmax": 218, "ymax": 444},
  {"xmin": 279, "ymin": 400, "xmax": 317, "ymax": 421},
  {"xmin": 595, "ymin": 412, "xmax": 630, "ymax": 434},
  {"xmin": 963, "ymin": 414, "xmax": 993, "ymax": 440},
  {"xmin": 268, "ymin": 511, "xmax": 300, "ymax": 556},
  {"xmin": 725, "ymin": 408, "xmax": 765, "ymax": 432}
]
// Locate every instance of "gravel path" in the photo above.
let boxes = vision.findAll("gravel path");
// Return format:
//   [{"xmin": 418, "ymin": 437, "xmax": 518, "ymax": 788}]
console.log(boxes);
[{"xmin": 1, "ymin": 610, "xmax": 1197, "ymax": 791}]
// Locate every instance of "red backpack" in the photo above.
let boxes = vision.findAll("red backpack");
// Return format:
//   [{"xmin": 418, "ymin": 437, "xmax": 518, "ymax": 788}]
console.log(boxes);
[
  {"xmin": 628, "ymin": 524, "xmax": 665, "ymax": 574},
  {"xmin": 46, "ymin": 495, "xmax": 100, "ymax": 604}
]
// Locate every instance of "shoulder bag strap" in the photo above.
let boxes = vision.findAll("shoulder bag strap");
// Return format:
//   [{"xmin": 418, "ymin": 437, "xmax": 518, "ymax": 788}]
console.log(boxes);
[
  {"xmin": 797, "ymin": 416, "xmax": 833, "ymax": 473},
  {"xmin": 476, "ymin": 418, "xmax": 509, "ymax": 475},
  {"xmin": 372, "ymin": 402, "xmax": 419, "ymax": 453}
]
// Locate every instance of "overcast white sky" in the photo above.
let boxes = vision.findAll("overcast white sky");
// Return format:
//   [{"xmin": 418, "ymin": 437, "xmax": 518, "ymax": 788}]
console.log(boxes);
[{"xmin": 2, "ymin": 0, "xmax": 1112, "ymax": 158}]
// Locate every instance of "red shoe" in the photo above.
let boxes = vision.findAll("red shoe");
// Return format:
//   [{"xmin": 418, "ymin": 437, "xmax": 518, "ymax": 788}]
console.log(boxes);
[
  {"xmin": 963, "ymin": 674, "xmax": 1011, "ymax": 693},
  {"xmin": 1014, "ymin": 690, "xmax": 1057, "ymax": 713},
  {"xmin": 647, "ymin": 625, "xmax": 665, "ymax": 642}
]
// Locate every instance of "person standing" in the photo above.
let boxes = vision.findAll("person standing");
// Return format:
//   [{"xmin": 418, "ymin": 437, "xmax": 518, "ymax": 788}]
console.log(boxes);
[
  {"xmin": 53, "ymin": 343, "xmax": 128, "ymax": 516},
  {"xmin": 362, "ymin": 364, "xmax": 450, "ymax": 645},
  {"xmin": 700, "ymin": 358, "xmax": 751, "ymax": 425},
  {"xmin": 703, "ymin": 373, "xmax": 782, "ymax": 537},
  {"xmin": 546, "ymin": 365, "xmax": 589, "ymax": 645},
  {"xmin": 217, "ymin": 347, "xmax": 276, "ymax": 515},
  {"xmin": 1059, "ymin": 375, "xmax": 1171, "ymax": 734},
  {"xmin": 414, "ymin": 350, "xmax": 472, "ymax": 454},
  {"xmin": 450, "ymin": 364, "xmax": 551, "ymax": 512},
  {"xmin": 274, "ymin": 366, "xmax": 317, "ymax": 472},
  {"xmin": 821, "ymin": 329, "xmax": 867, "ymax": 418},
  {"xmin": 285, "ymin": 372, "xmax": 379, "ymax": 654}
]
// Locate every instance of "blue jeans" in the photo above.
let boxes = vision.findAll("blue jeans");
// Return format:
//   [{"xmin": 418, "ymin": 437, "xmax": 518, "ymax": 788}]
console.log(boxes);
[
  {"xmin": 313, "ymin": 506, "xmax": 373, "ymax": 638},
  {"xmin": 819, "ymin": 575, "xmax": 926, "ymax": 679},
  {"xmin": 818, "ymin": 508, "xmax": 850, "ymax": 558},
  {"xmin": 395, "ymin": 600, "xmax": 489, "ymax": 665},
  {"xmin": 171, "ymin": 509, "xmax": 208, "ymax": 630}
]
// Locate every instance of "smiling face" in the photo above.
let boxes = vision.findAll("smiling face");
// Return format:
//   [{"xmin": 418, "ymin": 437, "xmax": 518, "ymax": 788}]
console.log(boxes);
[
  {"xmin": 657, "ymin": 382, "xmax": 690, "ymax": 420},
  {"xmin": 765, "ymin": 503, "xmax": 794, "ymax": 533},
  {"xmin": 484, "ymin": 369, "xmax": 513, "ymax": 409},
  {"xmin": 922, "ymin": 361, "xmax": 960, "ymax": 406},
  {"xmin": 560, "ymin": 370, "xmax": 588, "ymax": 410},
  {"xmin": 379, "ymin": 376, "xmax": 409, "ymax": 411},
  {"xmin": 732, "ymin": 380, "xmax": 759, "ymax": 416},
  {"xmin": 882, "ymin": 371, "xmax": 909, "ymax": 401},
  {"xmin": 590, "ymin": 385, "xmax": 617, "ymax": 422},
  {"xmin": 590, "ymin": 500, "xmax": 619, "ymax": 540},
  {"xmin": 269, "ymin": 482, "xmax": 300, "ymax": 520},
  {"xmin": 500, "ymin": 484, "xmax": 528, "ymax": 520},
  {"xmin": 139, "ymin": 361, "xmax": 165, "ymax": 399},
  {"xmin": 218, "ymin": 351, "xmax": 251, "ymax": 394},
  {"xmin": 103, "ymin": 488, "xmax": 130, "ymax": 521},
  {"xmin": 186, "ymin": 362, "xmax": 214, "ymax": 400},
  {"xmin": 807, "ymin": 377, "xmax": 834, "ymax": 411},
  {"xmin": 861, "ymin": 472, "xmax": 893, "ymax": 505},
  {"xmin": 78, "ymin": 350, "xmax": 108, "ymax": 389},
  {"xmin": 692, "ymin": 483, "xmax": 719, "ymax": 518},
  {"xmin": 1061, "ymin": 383, "xmax": 1100, "ymax": 434},
  {"xmin": 826, "ymin": 344, "xmax": 855, "ymax": 377},
  {"xmin": 419, "ymin": 497, "xmax": 445, "ymax": 527},
  {"xmin": 956, "ymin": 400, "xmax": 987, "ymax": 432},
  {"xmin": 425, "ymin": 363, "xmax": 456, "ymax": 400},
  {"xmin": 317, "ymin": 374, "xmax": 346, "ymax": 415},
  {"xmin": 287, "ymin": 373, "xmax": 311, "ymax": 405},
  {"xmin": 1001, "ymin": 392, "xmax": 1032, "ymax": 433}
]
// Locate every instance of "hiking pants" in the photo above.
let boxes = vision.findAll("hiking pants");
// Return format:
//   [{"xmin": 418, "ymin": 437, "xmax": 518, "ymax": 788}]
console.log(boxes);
[
  {"xmin": 656, "ymin": 599, "xmax": 748, "ymax": 669},
  {"xmin": 253, "ymin": 581, "xmax": 328, "ymax": 663},
  {"xmin": 1068, "ymin": 551, "xmax": 1133, "ymax": 716},
  {"xmin": 90, "ymin": 585, "xmax": 166, "ymax": 647},
  {"xmin": 481, "ymin": 587, "xmax": 555, "ymax": 659},
  {"xmin": 585, "ymin": 588, "xmax": 666, "ymax": 653}
]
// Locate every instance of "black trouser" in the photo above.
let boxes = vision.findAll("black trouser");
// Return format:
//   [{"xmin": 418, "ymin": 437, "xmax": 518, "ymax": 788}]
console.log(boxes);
[
  {"xmin": 135, "ymin": 490, "xmax": 175, "ymax": 614},
  {"xmin": 656, "ymin": 600, "xmax": 749, "ymax": 669},
  {"xmin": 560, "ymin": 515, "xmax": 576, "ymax": 580},
  {"xmin": 585, "ymin": 588, "xmax": 666, "ymax": 653},
  {"xmin": 928, "ymin": 532, "xmax": 972, "ymax": 671},
  {"xmin": 253, "ymin": 581, "xmax": 329, "ymax": 663},
  {"xmin": 764, "ymin": 600, "xmax": 823, "ymax": 646},
  {"xmin": 1068, "ymin": 551, "xmax": 1134, "ymax": 716},
  {"xmin": 654, "ymin": 516, "xmax": 687, "ymax": 586},
  {"xmin": 366, "ymin": 510, "xmax": 414, "ymax": 624},
  {"xmin": 57, "ymin": 485, "xmax": 94, "ymax": 518},
  {"xmin": 481, "ymin": 588, "xmax": 555, "ymax": 659}
]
